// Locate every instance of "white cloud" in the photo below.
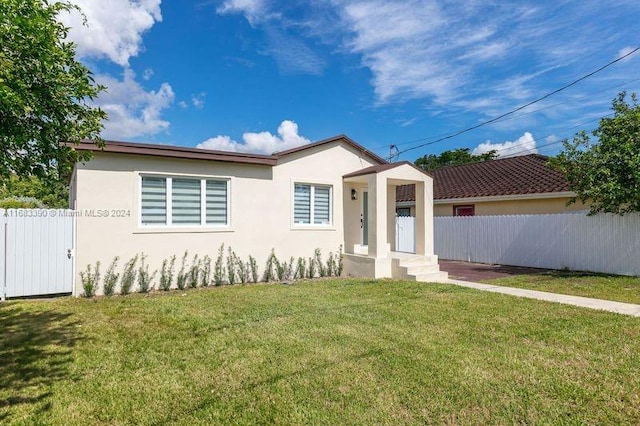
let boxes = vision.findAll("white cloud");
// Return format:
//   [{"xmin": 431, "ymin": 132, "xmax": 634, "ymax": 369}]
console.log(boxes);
[
  {"xmin": 95, "ymin": 69, "xmax": 174, "ymax": 139},
  {"xmin": 143, "ymin": 68, "xmax": 154, "ymax": 80},
  {"xmin": 59, "ymin": 0, "xmax": 162, "ymax": 66},
  {"xmin": 617, "ymin": 46, "xmax": 637, "ymax": 62},
  {"xmin": 191, "ymin": 93, "xmax": 206, "ymax": 109},
  {"xmin": 472, "ymin": 132, "xmax": 538, "ymax": 158},
  {"xmin": 197, "ymin": 120, "xmax": 311, "ymax": 154}
]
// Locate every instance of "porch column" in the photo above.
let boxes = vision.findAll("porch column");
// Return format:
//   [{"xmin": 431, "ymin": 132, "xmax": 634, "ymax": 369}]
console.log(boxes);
[
  {"xmin": 367, "ymin": 173, "xmax": 389, "ymax": 258},
  {"xmin": 415, "ymin": 179, "xmax": 434, "ymax": 255}
]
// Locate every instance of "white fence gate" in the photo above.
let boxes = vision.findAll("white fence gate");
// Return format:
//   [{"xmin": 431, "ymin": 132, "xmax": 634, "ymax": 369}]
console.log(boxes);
[
  {"xmin": 395, "ymin": 216, "xmax": 415, "ymax": 253},
  {"xmin": 434, "ymin": 212, "xmax": 640, "ymax": 276},
  {"xmin": 1, "ymin": 209, "xmax": 75, "ymax": 299}
]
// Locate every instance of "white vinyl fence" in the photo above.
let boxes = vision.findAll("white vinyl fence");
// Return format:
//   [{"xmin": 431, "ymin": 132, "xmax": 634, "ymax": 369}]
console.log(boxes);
[
  {"xmin": 395, "ymin": 216, "xmax": 416, "ymax": 253},
  {"xmin": 434, "ymin": 212, "xmax": 640, "ymax": 276},
  {"xmin": 1, "ymin": 209, "xmax": 75, "ymax": 299}
]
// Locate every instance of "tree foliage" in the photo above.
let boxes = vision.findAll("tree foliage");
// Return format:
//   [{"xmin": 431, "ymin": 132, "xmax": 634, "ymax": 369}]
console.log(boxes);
[
  {"xmin": 0, "ymin": 0, "xmax": 105, "ymax": 181},
  {"xmin": 414, "ymin": 148, "xmax": 498, "ymax": 172},
  {"xmin": 552, "ymin": 92, "xmax": 640, "ymax": 215},
  {"xmin": 0, "ymin": 174, "xmax": 68, "ymax": 207}
]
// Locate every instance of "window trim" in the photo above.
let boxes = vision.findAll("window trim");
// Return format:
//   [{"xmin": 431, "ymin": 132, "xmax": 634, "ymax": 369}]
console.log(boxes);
[
  {"xmin": 138, "ymin": 174, "xmax": 231, "ymax": 229},
  {"xmin": 291, "ymin": 181, "xmax": 334, "ymax": 229}
]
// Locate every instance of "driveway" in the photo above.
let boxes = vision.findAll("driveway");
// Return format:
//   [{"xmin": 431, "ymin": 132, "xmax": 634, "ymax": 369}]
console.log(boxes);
[{"xmin": 439, "ymin": 260, "xmax": 554, "ymax": 282}]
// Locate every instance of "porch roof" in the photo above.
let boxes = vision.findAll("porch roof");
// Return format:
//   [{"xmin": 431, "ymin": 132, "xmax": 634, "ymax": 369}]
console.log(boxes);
[{"xmin": 343, "ymin": 161, "xmax": 432, "ymax": 184}]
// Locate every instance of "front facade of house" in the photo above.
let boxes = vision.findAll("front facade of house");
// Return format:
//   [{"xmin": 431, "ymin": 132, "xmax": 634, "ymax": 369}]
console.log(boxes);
[{"xmin": 70, "ymin": 136, "xmax": 445, "ymax": 295}]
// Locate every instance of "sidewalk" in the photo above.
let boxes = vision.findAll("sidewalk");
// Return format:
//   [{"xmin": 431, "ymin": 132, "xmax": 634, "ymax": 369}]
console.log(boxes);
[{"xmin": 447, "ymin": 278, "xmax": 640, "ymax": 317}]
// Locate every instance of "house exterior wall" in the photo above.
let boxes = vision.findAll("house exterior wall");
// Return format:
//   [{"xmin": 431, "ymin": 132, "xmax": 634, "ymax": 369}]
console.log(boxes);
[
  {"xmin": 434, "ymin": 196, "xmax": 588, "ymax": 216},
  {"xmin": 72, "ymin": 142, "xmax": 377, "ymax": 295}
]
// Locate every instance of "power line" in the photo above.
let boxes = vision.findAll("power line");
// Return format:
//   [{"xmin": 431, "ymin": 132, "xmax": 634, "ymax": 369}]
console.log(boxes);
[{"xmin": 393, "ymin": 45, "xmax": 640, "ymax": 157}]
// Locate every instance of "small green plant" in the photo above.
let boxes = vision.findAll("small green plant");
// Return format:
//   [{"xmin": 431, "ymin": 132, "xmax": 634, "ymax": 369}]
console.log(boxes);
[
  {"xmin": 263, "ymin": 249, "xmax": 277, "ymax": 282},
  {"xmin": 295, "ymin": 257, "xmax": 306, "ymax": 279},
  {"xmin": 176, "ymin": 251, "xmax": 189, "ymax": 290},
  {"xmin": 276, "ymin": 257, "xmax": 286, "ymax": 281},
  {"xmin": 214, "ymin": 244, "xmax": 225, "ymax": 286},
  {"xmin": 159, "ymin": 255, "xmax": 176, "ymax": 291},
  {"xmin": 120, "ymin": 255, "xmax": 138, "ymax": 295},
  {"xmin": 307, "ymin": 256, "xmax": 316, "ymax": 278},
  {"xmin": 326, "ymin": 252, "xmax": 335, "ymax": 278},
  {"xmin": 285, "ymin": 256, "xmax": 294, "ymax": 281},
  {"xmin": 237, "ymin": 256, "xmax": 249, "ymax": 284},
  {"xmin": 314, "ymin": 248, "xmax": 326, "ymax": 277},
  {"xmin": 137, "ymin": 253, "xmax": 157, "ymax": 293},
  {"xmin": 336, "ymin": 245, "xmax": 344, "ymax": 276},
  {"xmin": 227, "ymin": 247, "xmax": 237, "ymax": 285},
  {"xmin": 200, "ymin": 255, "xmax": 212, "ymax": 287},
  {"xmin": 80, "ymin": 261, "xmax": 100, "ymax": 298},
  {"xmin": 188, "ymin": 254, "xmax": 200, "ymax": 288},
  {"xmin": 249, "ymin": 255, "xmax": 259, "ymax": 283},
  {"xmin": 103, "ymin": 257, "xmax": 119, "ymax": 296}
]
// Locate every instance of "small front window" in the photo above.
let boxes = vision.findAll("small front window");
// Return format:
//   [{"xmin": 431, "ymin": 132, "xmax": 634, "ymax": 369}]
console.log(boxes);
[
  {"xmin": 294, "ymin": 183, "xmax": 332, "ymax": 226},
  {"xmin": 454, "ymin": 205, "xmax": 475, "ymax": 217}
]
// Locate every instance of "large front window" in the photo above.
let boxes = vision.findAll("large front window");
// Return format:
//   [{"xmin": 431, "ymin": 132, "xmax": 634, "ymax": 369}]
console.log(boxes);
[
  {"xmin": 141, "ymin": 175, "xmax": 229, "ymax": 226},
  {"xmin": 294, "ymin": 183, "xmax": 332, "ymax": 226}
]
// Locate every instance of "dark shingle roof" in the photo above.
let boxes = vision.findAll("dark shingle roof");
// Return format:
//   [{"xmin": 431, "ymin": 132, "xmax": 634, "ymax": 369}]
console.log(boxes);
[{"xmin": 395, "ymin": 154, "xmax": 571, "ymax": 201}]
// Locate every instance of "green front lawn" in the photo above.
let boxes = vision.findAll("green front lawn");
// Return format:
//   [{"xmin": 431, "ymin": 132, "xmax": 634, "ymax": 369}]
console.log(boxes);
[
  {"xmin": 483, "ymin": 270, "xmax": 640, "ymax": 304},
  {"xmin": 2, "ymin": 280, "xmax": 639, "ymax": 424}
]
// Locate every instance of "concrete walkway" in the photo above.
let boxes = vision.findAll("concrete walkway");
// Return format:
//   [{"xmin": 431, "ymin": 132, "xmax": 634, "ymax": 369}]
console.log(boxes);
[{"xmin": 447, "ymin": 279, "xmax": 640, "ymax": 317}]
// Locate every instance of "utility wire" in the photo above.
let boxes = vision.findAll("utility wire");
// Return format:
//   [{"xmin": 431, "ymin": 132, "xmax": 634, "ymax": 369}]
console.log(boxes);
[{"xmin": 393, "ymin": 45, "xmax": 640, "ymax": 157}]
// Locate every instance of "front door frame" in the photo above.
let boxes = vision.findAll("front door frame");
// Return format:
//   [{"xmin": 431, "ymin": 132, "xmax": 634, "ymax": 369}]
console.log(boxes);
[{"xmin": 361, "ymin": 190, "xmax": 368, "ymax": 246}]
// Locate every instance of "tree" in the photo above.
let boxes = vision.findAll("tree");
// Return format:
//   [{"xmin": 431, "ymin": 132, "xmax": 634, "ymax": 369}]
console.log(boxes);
[
  {"xmin": 0, "ymin": 174, "xmax": 68, "ymax": 207},
  {"xmin": 0, "ymin": 0, "xmax": 105, "ymax": 182},
  {"xmin": 414, "ymin": 148, "xmax": 498, "ymax": 172},
  {"xmin": 552, "ymin": 92, "xmax": 640, "ymax": 215}
]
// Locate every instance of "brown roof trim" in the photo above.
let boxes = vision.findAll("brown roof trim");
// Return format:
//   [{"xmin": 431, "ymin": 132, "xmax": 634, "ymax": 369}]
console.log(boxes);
[
  {"xmin": 275, "ymin": 134, "xmax": 387, "ymax": 165},
  {"xmin": 70, "ymin": 140, "xmax": 278, "ymax": 166},
  {"xmin": 343, "ymin": 161, "xmax": 431, "ymax": 178}
]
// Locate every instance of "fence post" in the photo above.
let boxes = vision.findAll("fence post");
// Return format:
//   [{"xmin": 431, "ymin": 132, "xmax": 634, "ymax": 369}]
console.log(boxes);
[{"xmin": 1, "ymin": 214, "xmax": 6, "ymax": 302}]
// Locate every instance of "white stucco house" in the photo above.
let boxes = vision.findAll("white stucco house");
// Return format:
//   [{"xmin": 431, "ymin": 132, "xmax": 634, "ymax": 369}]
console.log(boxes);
[{"xmin": 69, "ymin": 135, "xmax": 446, "ymax": 295}]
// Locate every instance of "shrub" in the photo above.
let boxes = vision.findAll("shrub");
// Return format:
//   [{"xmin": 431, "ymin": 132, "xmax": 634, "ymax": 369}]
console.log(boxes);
[
  {"xmin": 0, "ymin": 196, "xmax": 45, "ymax": 209},
  {"xmin": 314, "ymin": 248, "xmax": 326, "ymax": 277},
  {"xmin": 176, "ymin": 251, "xmax": 189, "ymax": 290},
  {"xmin": 214, "ymin": 244, "xmax": 225, "ymax": 286},
  {"xmin": 249, "ymin": 255, "xmax": 259, "ymax": 283},
  {"xmin": 200, "ymin": 255, "xmax": 212, "ymax": 287},
  {"xmin": 137, "ymin": 253, "xmax": 157, "ymax": 293},
  {"xmin": 307, "ymin": 256, "xmax": 316, "ymax": 278},
  {"xmin": 120, "ymin": 255, "xmax": 138, "ymax": 295},
  {"xmin": 237, "ymin": 256, "xmax": 249, "ymax": 284},
  {"xmin": 159, "ymin": 255, "xmax": 176, "ymax": 291},
  {"xmin": 188, "ymin": 254, "xmax": 200, "ymax": 288},
  {"xmin": 285, "ymin": 256, "xmax": 295, "ymax": 281},
  {"xmin": 227, "ymin": 247, "xmax": 237, "ymax": 285},
  {"xmin": 295, "ymin": 257, "xmax": 306, "ymax": 279},
  {"xmin": 326, "ymin": 252, "xmax": 335, "ymax": 278},
  {"xmin": 103, "ymin": 257, "xmax": 119, "ymax": 296},
  {"xmin": 263, "ymin": 249, "xmax": 277, "ymax": 282},
  {"xmin": 80, "ymin": 261, "xmax": 100, "ymax": 298},
  {"xmin": 336, "ymin": 245, "xmax": 344, "ymax": 276}
]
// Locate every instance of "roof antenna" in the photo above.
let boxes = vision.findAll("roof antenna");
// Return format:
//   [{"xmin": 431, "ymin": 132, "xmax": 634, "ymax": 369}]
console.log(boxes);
[{"xmin": 388, "ymin": 144, "xmax": 399, "ymax": 162}]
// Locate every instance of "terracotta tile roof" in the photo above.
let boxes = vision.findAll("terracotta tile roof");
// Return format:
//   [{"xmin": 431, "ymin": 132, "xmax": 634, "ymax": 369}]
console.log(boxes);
[
  {"xmin": 395, "ymin": 154, "xmax": 571, "ymax": 201},
  {"xmin": 396, "ymin": 184, "xmax": 415, "ymax": 202},
  {"xmin": 69, "ymin": 134, "xmax": 386, "ymax": 166}
]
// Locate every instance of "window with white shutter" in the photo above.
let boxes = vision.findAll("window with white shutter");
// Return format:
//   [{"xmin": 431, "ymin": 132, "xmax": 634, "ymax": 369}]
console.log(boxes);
[
  {"xmin": 293, "ymin": 183, "xmax": 332, "ymax": 227},
  {"xmin": 140, "ymin": 175, "xmax": 229, "ymax": 227}
]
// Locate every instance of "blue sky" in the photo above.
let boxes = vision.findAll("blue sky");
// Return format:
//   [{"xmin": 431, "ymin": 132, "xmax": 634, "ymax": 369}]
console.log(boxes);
[{"xmin": 60, "ymin": 0, "xmax": 640, "ymax": 161}]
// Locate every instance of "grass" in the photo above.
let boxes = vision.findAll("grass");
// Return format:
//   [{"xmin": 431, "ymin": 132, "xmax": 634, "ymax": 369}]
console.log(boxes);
[
  {"xmin": 483, "ymin": 270, "xmax": 640, "ymax": 304},
  {"xmin": 1, "ymin": 279, "xmax": 640, "ymax": 424}
]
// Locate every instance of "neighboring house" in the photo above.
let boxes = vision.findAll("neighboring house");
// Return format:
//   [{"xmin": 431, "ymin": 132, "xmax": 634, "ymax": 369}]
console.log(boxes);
[
  {"xmin": 70, "ymin": 135, "xmax": 446, "ymax": 295},
  {"xmin": 396, "ymin": 154, "xmax": 588, "ymax": 217}
]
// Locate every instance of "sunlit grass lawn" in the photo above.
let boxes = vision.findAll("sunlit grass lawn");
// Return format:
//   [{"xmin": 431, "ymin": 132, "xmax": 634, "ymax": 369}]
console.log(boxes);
[
  {"xmin": 484, "ymin": 270, "xmax": 640, "ymax": 304},
  {"xmin": 2, "ymin": 279, "xmax": 640, "ymax": 425}
]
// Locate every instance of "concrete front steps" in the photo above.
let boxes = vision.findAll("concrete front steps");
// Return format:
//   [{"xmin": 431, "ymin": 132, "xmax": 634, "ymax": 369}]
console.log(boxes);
[{"xmin": 391, "ymin": 252, "xmax": 449, "ymax": 283}]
